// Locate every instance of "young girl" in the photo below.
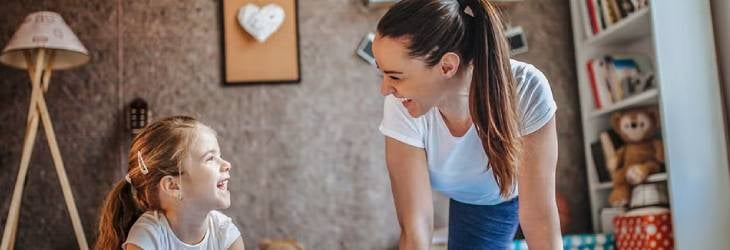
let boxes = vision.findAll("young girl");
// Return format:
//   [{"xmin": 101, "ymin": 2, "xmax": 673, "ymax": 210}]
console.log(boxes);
[{"xmin": 94, "ymin": 116, "xmax": 245, "ymax": 250}]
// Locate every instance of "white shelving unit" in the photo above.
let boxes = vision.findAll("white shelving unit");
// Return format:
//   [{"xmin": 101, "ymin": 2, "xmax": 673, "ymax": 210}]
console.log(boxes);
[
  {"xmin": 570, "ymin": 0, "xmax": 730, "ymax": 248},
  {"xmin": 589, "ymin": 88, "xmax": 658, "ymax": 118},
  {"xmin": 570, "ymin": 0, "xmax": 662, "ymax": 235},
  {"xmin": 585, "ymin": 8, "xmax": 651, "ymax": 47}
]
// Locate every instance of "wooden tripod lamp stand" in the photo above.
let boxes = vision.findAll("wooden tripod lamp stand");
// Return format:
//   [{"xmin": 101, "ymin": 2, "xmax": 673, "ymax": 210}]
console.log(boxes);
[{"xmin": 0, "ymin": 11, "xmax": 90, "ymax": 250}]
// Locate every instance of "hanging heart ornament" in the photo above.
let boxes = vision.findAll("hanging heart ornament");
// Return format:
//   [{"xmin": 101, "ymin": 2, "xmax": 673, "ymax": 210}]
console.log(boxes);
[{"xmin": 237, "ymin": 3, "xmax": 285, "ymax": 43}]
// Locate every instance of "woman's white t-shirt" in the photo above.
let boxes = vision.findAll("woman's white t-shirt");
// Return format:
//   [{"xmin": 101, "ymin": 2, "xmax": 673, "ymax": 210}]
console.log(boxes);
[
  {"xmin": 379, "ymin": 59, "xmax": 557, "ymax": 205},
  {"xmin": 122, "ymin": 210, "xmax": 241, "ymax": 250}
]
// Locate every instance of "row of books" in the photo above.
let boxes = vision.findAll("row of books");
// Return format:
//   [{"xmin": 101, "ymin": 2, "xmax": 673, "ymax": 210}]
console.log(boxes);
[
  {"xmin": 583, "ymin": 0, "xmax": 649, "ymax": 36},
  {"xmin": 590, "ymin": 129, "xmax": 623, "ymax": 183},
  {"xmin": 586, "ymin": 55, "xmax": 654, "ymax": 109}
]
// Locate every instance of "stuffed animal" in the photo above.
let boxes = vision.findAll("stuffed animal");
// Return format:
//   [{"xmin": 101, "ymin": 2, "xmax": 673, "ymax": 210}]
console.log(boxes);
[
  {"xmin": 607, "ymin": 107, "xmax": 664, "ymax": 207},
  {"xmin": 259, "ymin": 239, "xmax": 304, "ymax": 250}
]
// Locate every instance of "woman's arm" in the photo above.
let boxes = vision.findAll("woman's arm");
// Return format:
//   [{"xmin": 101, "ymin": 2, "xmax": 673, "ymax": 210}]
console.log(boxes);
[
  {"xmin": 228, "ymin": 236, "xmax": 245, "ymax": 250},
  {"xmin": 518, "ymin": 117, "xmax": 562, "ymax": 249},
  {"xmin": 385, "ymin": 137, "xmax": 433, "ymax": 250},
  {"xmin": 125, "ymin": 244, "xmax": 143, "ymax": 250}
]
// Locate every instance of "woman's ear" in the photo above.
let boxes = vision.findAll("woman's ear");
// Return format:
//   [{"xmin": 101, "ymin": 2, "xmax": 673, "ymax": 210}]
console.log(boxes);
[
  {"xmin": 439, "ymin": 52, "xmax": 461, "ymax": 78},
  {"xmin": 159, "ymin": 175, "xmax": 181, "ymax": 199}
]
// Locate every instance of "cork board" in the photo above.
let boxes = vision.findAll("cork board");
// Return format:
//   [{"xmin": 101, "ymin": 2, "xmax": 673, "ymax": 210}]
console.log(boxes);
[{"xmin": 220, "ymin": 0, "xmax": 300, "ymax": 84}]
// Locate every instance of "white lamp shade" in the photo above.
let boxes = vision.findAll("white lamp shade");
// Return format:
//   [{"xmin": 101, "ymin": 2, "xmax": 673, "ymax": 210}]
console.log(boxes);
[{"xmin": 0, "ymin": 11, "xmax": 89, "ymax": 70}]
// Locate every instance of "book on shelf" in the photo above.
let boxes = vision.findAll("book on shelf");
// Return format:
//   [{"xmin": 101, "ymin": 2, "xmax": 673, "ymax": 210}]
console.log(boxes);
[
  {"xmin": 591, "ymin": 129, "xmax": 624, "ymax": 183},
  {"xmin": 601, "ymin": 0, "xmax": 620, "ymax": 27},
  {"xmin": 599, "ymin": 0, "xmax": 613, "ymax": 27},
  {"xmin": 600, "ymin": 130, "xmax": 620, "ymax": 174},
  {"xmin": 615, "ymin": 0, "xmax": 636, "ymax": 18},
  {"xmin": 596, "ymin": 0, "xmax": 606, "ymax": 31},
  {"xmin": 582, "ymin": 0, "xmax": 598, "ymax": 35},
  {"xmin": 586, "ymin": 54, "xmax": 655, "ymax": 109},
  {"xmin": 591, "ymin": 141, "xmax": 612, "ymax": 183},
  {"xmin": 583, "ymin": 0, "xmax": 650, "ymax": 36},
  {"xmin": 586, "ymin": 58, "xmax": 612, "ymax": 109}
]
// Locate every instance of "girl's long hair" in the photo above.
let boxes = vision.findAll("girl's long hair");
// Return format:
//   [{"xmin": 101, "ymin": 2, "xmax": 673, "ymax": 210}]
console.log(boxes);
[{"xmin": 94, "ymin": 116, "xmax": 200, "ymax": 249}]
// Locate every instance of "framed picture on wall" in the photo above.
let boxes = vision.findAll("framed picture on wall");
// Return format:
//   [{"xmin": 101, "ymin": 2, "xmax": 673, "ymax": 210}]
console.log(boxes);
[
  {"xmin": 356, "ymin": 32, "xmax": 375, "ymax": 65},
  {"xmin": 219, "ymin": 0, "xmax": 301, "ymax": 85}
]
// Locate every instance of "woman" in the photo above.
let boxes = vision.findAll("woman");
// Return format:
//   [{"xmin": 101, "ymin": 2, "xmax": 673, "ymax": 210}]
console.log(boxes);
[{"xmin": 374, "ymin": 0, "xmax": 562, "ymax": 249}]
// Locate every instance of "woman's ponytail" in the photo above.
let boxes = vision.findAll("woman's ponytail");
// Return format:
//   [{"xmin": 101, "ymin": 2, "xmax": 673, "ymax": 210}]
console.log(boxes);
[{"xmin": 468, "ymin": 0, "xmax": 522, "ymax": 198}]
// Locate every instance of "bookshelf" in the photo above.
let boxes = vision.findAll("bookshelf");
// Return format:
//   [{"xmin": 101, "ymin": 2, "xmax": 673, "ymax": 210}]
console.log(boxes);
[
  {"xmin": 570, "ymin": 0, "xmax": 730, "ymax": 248},
  {"xmin": 590, "ymin": 88, "xmax": 658, "ymax": 118},
  {"xmin": 593, "ymin": 172, "xmax": 667, "ymax": 191},
  {"xmin": 585, "ymin": 8, "xmax": 651, "ymax": 46}
]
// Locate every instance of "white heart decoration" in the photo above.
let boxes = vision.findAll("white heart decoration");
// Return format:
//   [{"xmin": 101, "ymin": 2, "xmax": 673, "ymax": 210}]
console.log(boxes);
[{"xmin": 237, "ymin": 3, "xmax": 285, "ymax": 43}]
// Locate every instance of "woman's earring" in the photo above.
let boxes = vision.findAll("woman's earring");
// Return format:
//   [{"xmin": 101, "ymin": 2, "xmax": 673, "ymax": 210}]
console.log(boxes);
[{"xmin": 176, "ymin": 193, "xmax": 182, "ymax": 201}]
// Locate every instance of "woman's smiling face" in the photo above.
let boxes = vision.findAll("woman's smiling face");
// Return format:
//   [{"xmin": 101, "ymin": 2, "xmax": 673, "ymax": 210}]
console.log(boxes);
[{"xmin": 373, "ymin": 34, "xmax": 453, "ymax": 118}]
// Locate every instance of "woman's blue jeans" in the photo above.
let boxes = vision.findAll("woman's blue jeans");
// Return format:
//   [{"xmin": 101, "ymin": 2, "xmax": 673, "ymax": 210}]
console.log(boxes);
[{"xmin": 448, "ymin": 197, "xmax": 519, "ymax": 249}]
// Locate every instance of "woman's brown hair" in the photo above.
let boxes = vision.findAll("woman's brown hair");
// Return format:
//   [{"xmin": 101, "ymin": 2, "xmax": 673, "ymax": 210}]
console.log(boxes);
[
  {"xmin": 94, "ymin": 116, "xmax": 201, "ymax": 249},
  {"xmin": 377, "ymin": 0, "xmax": 521, "ymax": 197}
]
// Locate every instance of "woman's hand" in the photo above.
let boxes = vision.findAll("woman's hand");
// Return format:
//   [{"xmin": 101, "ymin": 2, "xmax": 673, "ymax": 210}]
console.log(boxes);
[
  {"xmin": 385, "ymin": 137, "xmax": 433, "ymax": 250},
  {"xmin": 518, "ymin": 117, "xmax": 563, "ymax": 250}
]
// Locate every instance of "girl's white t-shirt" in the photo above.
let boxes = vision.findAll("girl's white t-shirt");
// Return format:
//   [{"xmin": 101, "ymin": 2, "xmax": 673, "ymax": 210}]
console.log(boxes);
[
  {"xmin": 122, "ymin": 210, "xmax": 241, "ymax": 250},
  {"xmin": 379, "ymin": 59, "xmax": 557, "ymax": 205}
]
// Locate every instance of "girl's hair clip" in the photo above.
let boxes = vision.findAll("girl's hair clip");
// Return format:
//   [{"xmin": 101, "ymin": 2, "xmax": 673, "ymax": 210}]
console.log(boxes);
[{"xmin": 137, "ymin": 151, "xmax": 150, "ymax": 175}]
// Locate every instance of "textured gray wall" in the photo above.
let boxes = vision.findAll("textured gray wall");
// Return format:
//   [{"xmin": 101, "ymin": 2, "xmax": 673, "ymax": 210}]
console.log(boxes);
[{"xmin": 0, "ymin": 0, "xmax": 587, "ymax": 249}]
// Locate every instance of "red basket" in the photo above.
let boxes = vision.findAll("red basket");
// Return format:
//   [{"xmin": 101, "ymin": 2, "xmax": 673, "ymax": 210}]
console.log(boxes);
[{"xmin": 613, "ymin": 209, "xmax": 674, "ymax": 250}]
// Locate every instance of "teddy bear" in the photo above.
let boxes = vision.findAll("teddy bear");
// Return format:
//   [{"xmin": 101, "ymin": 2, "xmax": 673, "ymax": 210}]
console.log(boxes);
[
  {"xmin": 258, "ymin": 239, "xmax": 304, "ymax": 250},
  {"xmin": 607, "ymin": 107, "xmax": 664, "ymax": 207}
]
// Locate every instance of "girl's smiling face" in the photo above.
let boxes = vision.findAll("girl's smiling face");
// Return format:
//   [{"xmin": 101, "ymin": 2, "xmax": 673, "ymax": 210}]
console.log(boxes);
[{"xmin": 181, "ymin": 125, "xmax": 232, "ymax": 211}]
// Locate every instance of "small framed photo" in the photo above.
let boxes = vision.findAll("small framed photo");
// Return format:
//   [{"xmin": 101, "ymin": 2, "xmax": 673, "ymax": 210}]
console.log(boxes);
[
  {"xmin": 356, "ymin": 32, "xmax": 376, "ymax": 65},
  {"xmin": 505, "ymin": 25, "xmax": 528, "ymax": 55}
]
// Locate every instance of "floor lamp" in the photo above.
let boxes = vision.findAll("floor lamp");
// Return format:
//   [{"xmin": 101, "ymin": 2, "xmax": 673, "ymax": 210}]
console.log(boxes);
[{"xmin": 0, "ymin": 11, "xmax": 90, "ymax": 250}]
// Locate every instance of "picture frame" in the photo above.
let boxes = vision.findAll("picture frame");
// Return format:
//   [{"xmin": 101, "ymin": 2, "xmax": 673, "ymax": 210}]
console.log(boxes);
[
  {"xmin": 505, "ymin": 25, "xmax": 528, "ymax": 55},
  {"xmin": 219, "ymin": 0, "xmax": 301, "ymax": 85},
  {"xmin": 356, "ymin": 32, "xmax": 376, "ymax": 65}
]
